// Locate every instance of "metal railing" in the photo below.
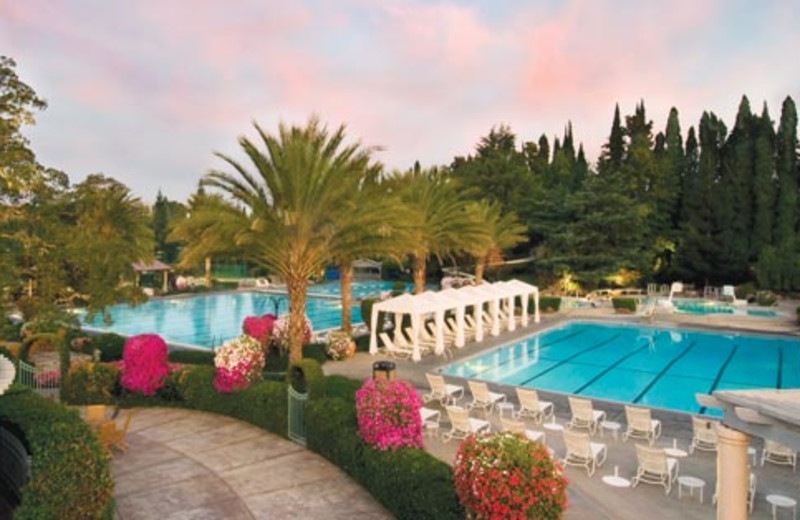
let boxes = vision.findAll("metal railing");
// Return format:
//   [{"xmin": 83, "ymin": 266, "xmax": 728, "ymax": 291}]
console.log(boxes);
[{"xmin": 287, "ymin": 386, "xmax": 308, "ymax": 446}]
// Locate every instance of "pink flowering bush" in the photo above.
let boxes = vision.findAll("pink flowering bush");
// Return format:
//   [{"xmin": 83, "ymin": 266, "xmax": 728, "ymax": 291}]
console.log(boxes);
[
  {"xmin": 242, "ymin": 314, "xmax": 277, "ymax": 347},
  {"xmin": 213, "ymin": 335, "xmax": 266, "ymax": 393},
  {"xmin": 34, "ymin": 369, "xmax": 61, "ymax": 388},
  {"xmin": 271, "ymin": 315, "xmax": 312, "ymax": 351},
  {"xmin": 356, "ymin": 379, "xmax": 423, "ymax": 450},
  {"xmin": 120, "ymin": 334, "xmax": 170, "ymax": 395},
  {"xmin": 454, "ymin": 432, "xmax": 568, "ymax": 519}
]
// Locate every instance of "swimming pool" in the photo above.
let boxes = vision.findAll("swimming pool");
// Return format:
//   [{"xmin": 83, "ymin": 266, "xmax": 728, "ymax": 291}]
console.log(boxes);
[
  {"xmin": 673, "ymin": 300, "xmax": 780, "ymax": 317},
  {"xmin": 441, "ymin": 321, "xmax": 800, "ymax": 415},
  {"xmin": 81, "ymin": 291, "xmax": 362, "ymax": 349},
  {"xmin": 305, "ymin": 280, "xmax": 413, "ymax": 299}
]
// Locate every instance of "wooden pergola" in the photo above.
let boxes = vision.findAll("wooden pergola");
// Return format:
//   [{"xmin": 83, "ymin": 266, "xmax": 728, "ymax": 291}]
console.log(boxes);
[{"xmin": 132, "ymin": 260, "xmax": 172, "ymax": 293}]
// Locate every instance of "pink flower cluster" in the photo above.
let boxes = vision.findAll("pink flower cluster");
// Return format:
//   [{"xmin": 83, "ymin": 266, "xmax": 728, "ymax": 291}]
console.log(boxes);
[
  {"xmin": 120, "ymin": 334, "xmax": 170, "ymax": 395},
  {"xmin": 355, "ymin": 379, "xmax": 423, "ymax": 451},
  {"xmin": 213, "ymin": 335, "xmax": 265, "ymax": 393},
  {"xmin": 242, "ymin": 314, "xmax": 277, "ymax": 347},
  {"xmin": 34, "ymin": 369, "xmax": 60, "ymax": 388},
  {"xmin": 271, "ymin": 315, "xmax": 313, "ymax": 351}
]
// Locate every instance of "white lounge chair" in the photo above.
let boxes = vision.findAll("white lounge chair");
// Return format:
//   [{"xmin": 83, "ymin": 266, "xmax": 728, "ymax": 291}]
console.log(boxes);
[
  {"xmin": 631, "ymin": 444, "xmax": 679, "ymax": 494},
  {"xmin": 378, "ymin": 332, "xmax": 415, "ymax": 360},
  {"xmin": 500, "ymin": 416, "xmax": 545, "ymax": 443},
  {"xmin": 567, "ymin": 396, "xmax": 607, "ymax": 435},
  {"xmin": 402, "ymin": 327, "xmax": 437, "ymax": 357},
  {"xmin": 423, "ymin": 373, "xmax": 464, "ymax": 406},
  {"xmin": 623, "ymin": 405, "xmax": 662, "ymax": 445},
  {"xmin": 689, "ymin": 416, "xmax": 719, "ymax": 454},
  {"xmin": 466, "ymin": 380, "xmax": 507, "ymax": 414},
  {"xmin": 712, "ymin": 472, "xmax": 756, "ymax": 513},
  {"xmin": 515, "ymin": 388, "xmax": 554, "ymax": 424},
  {"xmin": 562, "ymin": 429, "xmax": 607, "ymax": 476},
  {"xmin": 762, "ymin": 439, "xmax": 797, "ymax": 472},
  {"xmin": 442, "ymin": 406, "xmax": 490, "ymax": 442}
]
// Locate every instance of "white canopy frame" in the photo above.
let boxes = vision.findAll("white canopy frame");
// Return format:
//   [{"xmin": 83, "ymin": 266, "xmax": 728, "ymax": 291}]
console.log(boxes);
[{"xmin": 368, "ymin": 280, "xmax": 540, "ymax": 362}]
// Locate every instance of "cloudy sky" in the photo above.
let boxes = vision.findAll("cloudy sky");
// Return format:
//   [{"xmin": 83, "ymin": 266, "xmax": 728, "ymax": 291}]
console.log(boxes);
[{"xmin": 2, "ymin": 0, "xmax": 799, "ymax": 203}]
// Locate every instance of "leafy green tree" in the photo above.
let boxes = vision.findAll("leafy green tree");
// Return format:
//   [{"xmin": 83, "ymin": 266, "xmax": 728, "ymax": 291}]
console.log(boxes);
[
  {"xmin": 151, "ymin": 190, "xmax": 186, "ymax": 264},
  {"xmin": 597, "ymin": 104, "xmax": 624, "ymax": 173},
  {"xmin": 203, "ymin": 118, "xmax": 377, "ymax": 363}
]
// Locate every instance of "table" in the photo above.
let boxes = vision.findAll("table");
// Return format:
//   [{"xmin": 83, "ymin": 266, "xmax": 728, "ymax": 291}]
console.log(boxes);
[
  {"xmin": 678, "ymin": 476, "xmax": 706, "ymax": 504},
  {"xmin": 496, "ymin": 402, "xmax": 515, "ymax": 418},
  {"xmin": 543, "ymin": 420, "xmax": 564, "ymax": 432},
  {"xmin": 602, "ymin": 466, "xmax": 631, "ymax": 488},
  {"xmin": 766, "ymin": 494, "xmax": 797, "ymax": 520},
  {"xmin": 420, "ymin": 408, "xmax": 441, "ymax": 438},
  {"xmin": 600, "ymin": 420, "xmax": 621, "ymax": 440},
  {"xmin": 664, "ymin": 447, "xmax": 688, "ymax": 458}
]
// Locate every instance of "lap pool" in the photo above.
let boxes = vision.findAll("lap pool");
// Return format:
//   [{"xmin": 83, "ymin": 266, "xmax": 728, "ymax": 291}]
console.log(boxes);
[
  {"xmin": 441, "ymin": 321, "xmax": 800, "ymax": 415},
  {"xmin": 80, "ymin": 290, "xmax": 362, "ymax": 349}
]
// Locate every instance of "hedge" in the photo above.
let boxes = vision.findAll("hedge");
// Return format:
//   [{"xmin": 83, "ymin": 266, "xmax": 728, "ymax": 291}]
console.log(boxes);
[
  {"xmin": 289, "ymin": 359, "xmax": 326, "ymax": 399},
  {"xmin": 0, "ymin": 387, "xmax": 114, "ymax": 520},
  {"xmin": 538, "ymin": 296, "xmax": 562, "ymax": 312},
  {"xmin": 612, "ymin": 297, "xmax": 637, "ymax": 313},
  {"xmin": 93, "ymin": 333, "xmax": 126, "ymax": 362},
  {"xmin": 306, "ymin": 396, "xmax": 463, "ymax": 520},
  {"xmin": 167, "ymin": 350, "xmax": 215, "ymax": 365}
]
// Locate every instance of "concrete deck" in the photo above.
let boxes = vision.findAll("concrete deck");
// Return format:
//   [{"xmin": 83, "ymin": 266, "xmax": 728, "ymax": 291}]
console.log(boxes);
[
  {"xmin": 111, "ymin": 408, "xmax": 391, "ymax": 520},
  {"xmin": 325, "ymin": 307, "xmax": 800, "ymax": 519}
]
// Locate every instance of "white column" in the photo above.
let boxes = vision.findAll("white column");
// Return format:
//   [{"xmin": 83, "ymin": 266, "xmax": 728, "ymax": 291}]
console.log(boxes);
[
  {"xmin": 521, "ymin": 292, "xmax": 529, "ymax": 326},
  {"xmin": 455, "ymin": 305, "xmax": 465, "ymax": 347},
  {"xmin": 716, "ymin": 425, "xmax": 750, "ymax": 520},
  {"xmin": 475, "ymin": 305, "xmax": 484, "ymax": 342},
  {"xmin": 534, "ymin": 290, "xmax": 540, "ymax": 323},
  {"xmin": 369, "ymin": 306, "xmax": 380, "ymax": 354},
  {"xmin": 491, "ymin": 299, "xmax": 500, "ymax": 336},
  {"xmin": 507, "ymin": 296, "xmax": 516, "ymax": 331},
  {"xmin": 434, "ymin": 309, "xmax": 445, "ymax": 357}
]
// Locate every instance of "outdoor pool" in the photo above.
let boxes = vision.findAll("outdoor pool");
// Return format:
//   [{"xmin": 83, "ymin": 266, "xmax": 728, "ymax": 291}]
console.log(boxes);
[
  {"xmin": 673, "ymin": 299, "xmax": 780, "ymax": 317},
  {"xmin": 81, "ymin": 291, "xmax": 362, "ymax": 349},
  {"xmin": 441, "ymin": 321, "xmax": 800, "ymax": 415}
]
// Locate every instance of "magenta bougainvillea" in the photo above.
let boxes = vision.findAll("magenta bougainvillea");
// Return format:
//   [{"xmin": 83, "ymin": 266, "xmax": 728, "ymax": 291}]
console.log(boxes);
[
  {"xmin": 242, "ymin": 314, "xmax": 277, "ymax": 347},
  {"xmin": 454, "ymin": 432, "xmax": 568, "ymax": 519},
  {"xmin": 271, "ymin": 315, "xmax": 312, "ymax": 351},
  {"xmin": 120, "ymin": 334, "xmax": 170, "ymax": 395},
  {"xmin": 213, "ymin": 335, "xmax": 265, "ymax": 393},
  {"xmin": 355, "ymin": 379, "xmax": 423, "ymax": 450}
]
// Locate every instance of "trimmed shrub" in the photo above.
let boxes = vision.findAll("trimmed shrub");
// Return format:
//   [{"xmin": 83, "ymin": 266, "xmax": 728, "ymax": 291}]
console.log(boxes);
[
  {"xmin": 0, "ymin": 318, "xmax": 23, "ymax": 341},
  {"xmin": 612, "ymin": 297, "xmax": 637, "ymax": 313},
  {"xmin": 63, "ymin": 362, "xmax": 121, "ymax": 404},
  {"xmin": 94, "ymin": 333, "xmax": 126, "ymax": 361},
  {"xmin": 289, "ymin": 358, "xmax": 327, "ymax": 399},
  {"xmin": 326, "ymin": 375, "xmax": 363, "ymax": 401},
  {"xmin": 534, "ymin": 296, "xmax": 562, "ymax": 312},
  {"xmin": 0, "ymin": 388, "xmax": 114, "ymax": 519},
  {"xmin": 168, "ymin": 349, "xmax": 215, "ymax": 365},
  {"xmin": 306, "ymin": 396, "xmax": 463, "ymax": 520},
  {"xmin": 756, "ymin": 291, "xmax": 778, "ymax": 307}
]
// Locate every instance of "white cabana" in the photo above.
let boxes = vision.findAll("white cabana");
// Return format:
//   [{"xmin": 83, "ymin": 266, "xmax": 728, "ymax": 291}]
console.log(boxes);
[{"xmin": 368, "ymin": 279, "xmax": 540, "ymax": 362}]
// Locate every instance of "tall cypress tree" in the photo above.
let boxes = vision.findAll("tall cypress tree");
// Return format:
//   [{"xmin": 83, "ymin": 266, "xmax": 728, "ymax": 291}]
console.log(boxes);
[
  {"xmin": 598, "ymin": 104, "xmax": 624, "ymax": 174},
  {"xmin": 663, "ymin": 107, "xmax": 684, "ymax": 227},
  {"xmin": 775, "ymin": 96, "xmax": 798, "ymax": 247},
  {"xmin": 751, "ymin": 104, "xmax": 776, "ymax": 258}
]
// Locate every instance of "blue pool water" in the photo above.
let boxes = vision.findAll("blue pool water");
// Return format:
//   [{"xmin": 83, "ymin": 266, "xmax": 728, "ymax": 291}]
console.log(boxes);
[
  {"xmin": 305, "ymin": 280, "xmax": 412, "ymax": 299},
  {"xmin": 441, "ymin": 321, "xmax": 800, "ymax": 415},
  {"xmin": 673, "ymin": 300, "xmax": 780, "ymax": 318},
  {"xmin": 81, "ymin": 291, "xmax": 362, "ymax": 349}
]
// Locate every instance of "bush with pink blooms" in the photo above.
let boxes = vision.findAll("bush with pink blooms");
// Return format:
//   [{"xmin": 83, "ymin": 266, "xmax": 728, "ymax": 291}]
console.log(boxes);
[
  {"xmin": 213, "ymin": 334, "xmax": 266, "ymax": 393},
  {"xmin": 242, "ymin": 314, "xmax": 276, "ymax": 347},
  {"xmin": 120, "ymin": 334, "xmax": 170, "ymax": 395},
  {"xmin": 34, "ymin": 369, "xmax": 61, "ymax": 388},
  {"xmin": 356, "ymin": 378, "xmax": 423, "ymax": 450},
  {"xmin": 271, "ymin": 315, "xmax": 312, "ymax": 351}
]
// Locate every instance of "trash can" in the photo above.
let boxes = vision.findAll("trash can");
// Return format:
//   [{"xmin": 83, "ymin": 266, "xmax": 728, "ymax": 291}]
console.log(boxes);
[{"xmin": 372, "ymin": 361, "xmax": 396, "ymax": 381}]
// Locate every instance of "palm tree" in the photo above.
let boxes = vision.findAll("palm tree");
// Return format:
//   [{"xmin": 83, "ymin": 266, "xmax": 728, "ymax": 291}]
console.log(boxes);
[
  {"xmin": 468, "ymin": 200, "xmax": 527, "ymax": 284},
  {"xmin": 387, "ymin": 168, "xmax": 489, "ymax": 294},
  {"xmin": 168, "ymin": 189, "xmax": 248, "ymax": 287},
  {"xmin": 329, "ymin": 174, "xmax": 414, "ymax": 333},
  {"xmin": 203, "ymin": 117, "xmax": 377, "ymax": 363}
]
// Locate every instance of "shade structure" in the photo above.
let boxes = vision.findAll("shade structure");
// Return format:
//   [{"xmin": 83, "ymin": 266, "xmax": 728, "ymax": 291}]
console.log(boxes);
[{"xmin": 369, "ymin": 279, "xmax": 540, "ymax": 362}]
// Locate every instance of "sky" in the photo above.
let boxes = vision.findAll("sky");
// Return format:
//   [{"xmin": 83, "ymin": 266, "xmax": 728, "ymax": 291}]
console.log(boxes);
[{"xmin": 2, "ymin": 0, "xmax": 799, "ymax": 204}]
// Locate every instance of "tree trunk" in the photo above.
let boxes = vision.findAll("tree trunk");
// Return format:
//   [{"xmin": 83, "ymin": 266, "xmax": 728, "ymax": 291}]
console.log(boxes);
[
  {"xmin": 204, "ymin": 256, "xmax": 212, "ymax": 287},
  {"xmin": 475, "ymin": 259, "xmax": 486, "ymax": 285},
  {"xmin": 412, "ymin": 254, "xmax": 426, "ymax": 294},
  {"xmin": 286, "ymin": 276, "xmax": 308, "ymax": 365},
  {"xmin": 339, "ymin": 259, "xmax": 353, "ymax": 334}
]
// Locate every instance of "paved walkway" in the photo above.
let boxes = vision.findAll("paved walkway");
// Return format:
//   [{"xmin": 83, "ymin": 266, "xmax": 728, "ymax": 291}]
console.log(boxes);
[{"xmin": 112, "ymin": 408, "xmax": 390, "ymax": 520}]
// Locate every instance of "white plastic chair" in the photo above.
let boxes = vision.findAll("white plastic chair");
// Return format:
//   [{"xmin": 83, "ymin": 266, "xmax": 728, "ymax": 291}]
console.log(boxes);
[
  {"xmin": 562, "ymin": 429, "xmax": 607, "ymax": 476},
  {"xmin": 378, "ymin": 332, "xmax": 415, "ymax": 360},
  {"xmin": 762, "ymin": 439, "xmax": 797, "ymax": 472},
  {"xmin": 631, "ymin": 444, "xmax": 679, "ymax": 494},
  {"xmin": 515, "ymin": 388, "xmax": 554, "ymax": 424},
  {"xmin": 689, "ymin": 416, "xmax": 719, "ymax": 454},
  {"xmin": 466, "ymin": 380, "xmax": 507, "ymax": 414},
  {"xmin": 442, "ymin": 406, "xmax": 490, "ymax": 442},
  {"xmin": 623, "ymin": 405, "xmax": 662, "ymax": 445},
  {"xmin": 500, "ymin": 416, "xmax": 545, "ymax": 444},
  {"xmin": 567, "ymin": 396, "xmax": 607, "ymax": 435},
  {"xmin": 423, "ymin": 373, "xmax": 464, "ymax": 406}
]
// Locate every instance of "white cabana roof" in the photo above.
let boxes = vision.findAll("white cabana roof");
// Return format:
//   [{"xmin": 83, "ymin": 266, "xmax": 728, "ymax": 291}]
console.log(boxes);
[{"xmin": 369, "ymin": 279, "xmax": 541, "ymax": 362}]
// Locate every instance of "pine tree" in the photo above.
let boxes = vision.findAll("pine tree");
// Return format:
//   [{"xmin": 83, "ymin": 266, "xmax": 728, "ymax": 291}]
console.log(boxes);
[
  {"xmin": 598, "ymin": 104, "xmax": 624, "ymax": 173},
  {"xmin": 751, "ymin": 104, "xmax": 775, "ymax": 256},
  {"xmin": 775, "ymin": 97, "xmax": 798, "ymax": 248}
]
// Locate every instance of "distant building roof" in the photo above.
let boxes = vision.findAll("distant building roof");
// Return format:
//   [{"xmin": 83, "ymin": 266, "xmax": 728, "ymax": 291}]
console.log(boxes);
[{"xmin": 132, "ymin": 260, "xmax": 172, "ymax": 272}]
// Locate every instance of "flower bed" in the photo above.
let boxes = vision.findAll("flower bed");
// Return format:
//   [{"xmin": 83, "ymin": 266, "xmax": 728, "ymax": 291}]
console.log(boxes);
[
  {"xmin": 356, "ymin": 379, "xmax": 423, "ymax": 450},
  {"xmin": 213, "ymin": 334, "xmax": 265, "ymax": 393},
  {"xmin": 120, "ymin": 334, "xmax": 171, "ymax": 395}
]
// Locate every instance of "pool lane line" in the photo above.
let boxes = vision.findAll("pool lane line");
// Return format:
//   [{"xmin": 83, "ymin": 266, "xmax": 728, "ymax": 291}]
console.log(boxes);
[
  {"xmin": 573, "ymin": 341, "xmax": 652, "ymax": 395},
  {"xmin": 458, "ymin": 328, "xmax": 589, "ymax": 379},
  {"xmin": 518, "ymin": 333, "xmax": 623, "ymax": 387},
  {"xmin": 701, "ymin": 344, "xmax": 738, "ymax": 414},
  {"xmin": 777, "ymin": 347, "xmax": 783, "ymax": 389},
  {"xmin": 631, "ymin": 340, "xmax": 697, "ymax": 406}
]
